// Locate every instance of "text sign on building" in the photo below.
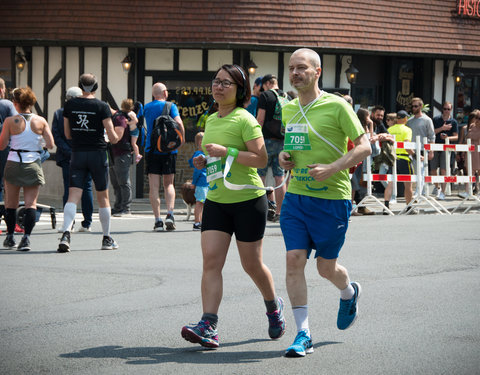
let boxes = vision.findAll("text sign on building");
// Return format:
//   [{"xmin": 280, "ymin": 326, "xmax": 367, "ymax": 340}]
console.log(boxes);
[{"xmin": 458, "ymin": 0, "xmax": 480, "ymax": 18}]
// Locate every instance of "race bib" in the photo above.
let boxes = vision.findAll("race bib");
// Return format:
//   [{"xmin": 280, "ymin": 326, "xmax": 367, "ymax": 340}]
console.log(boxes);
[
  {"xmin": 284, "ymin": 123, "xmax": 311, "ymax": 151},
  {"xmin": 206, "ymin": 156, "xmax": 223, "ymax": 182}
]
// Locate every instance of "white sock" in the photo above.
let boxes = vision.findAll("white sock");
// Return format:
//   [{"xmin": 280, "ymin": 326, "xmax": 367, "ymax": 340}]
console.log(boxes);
[
  {"xmin": 62, "ymin": 202, "xmax": 77, "ymax": 232},
  {"xmin": 292, "ymin": 305, "xmax": 309, "ymax": 335},
  {"xmin": 340, "ymin": 283, "xmax": 355, "ymax": 300},
  {"xmin": 99, "ymin": 207, "xmax": 111, "ymax": 236}
]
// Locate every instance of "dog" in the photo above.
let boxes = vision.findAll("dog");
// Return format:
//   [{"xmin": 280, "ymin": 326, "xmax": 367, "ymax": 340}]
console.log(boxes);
[{"xmin": 180, "ymin": 180, "xmax": 196, "ymax": 221}]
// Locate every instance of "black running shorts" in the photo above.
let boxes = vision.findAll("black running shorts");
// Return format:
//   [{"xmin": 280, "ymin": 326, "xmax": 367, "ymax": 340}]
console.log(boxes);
[
  {"xmin": 70, "ymin": 150, "xmax": 109, "ymax": 191},
  {"xmin": 146, "ymin": 152, "xmax": 176, "ymax": 175},
  {"xmin": 201, "ymin": 194, "xmax": 268, "ymax": 242}
]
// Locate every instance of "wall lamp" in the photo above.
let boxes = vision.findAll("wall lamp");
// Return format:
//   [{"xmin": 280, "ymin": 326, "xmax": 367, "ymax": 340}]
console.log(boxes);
[
  {"xmin": 15, "ymin": 52, "xmax": 28, "ymax": 72},
  {"xmin": 121, "ymin": 54, "xmax": 134, "ymax": 72},
  {"xmin": 345, "ymin": 58, "xmax": 359, "ymax": 84},
  {"xmin": 247, "ymin": 60, "xmax": 258, "ymax": 75},
  {"xmin": 452, "ymin": 61, "xmax": 464, "ymax": 86}
]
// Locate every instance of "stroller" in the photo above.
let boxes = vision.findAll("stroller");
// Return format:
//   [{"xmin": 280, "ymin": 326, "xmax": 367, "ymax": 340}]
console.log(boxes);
[{"xmin": 0, "ymin": 201, "xmax": 56, "ymax": 230}]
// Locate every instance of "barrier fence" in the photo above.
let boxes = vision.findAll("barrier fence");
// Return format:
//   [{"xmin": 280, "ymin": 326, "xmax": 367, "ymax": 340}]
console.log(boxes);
[{"xmin": 353, "ymin": 135, "xmax": 480, "ymax": 215}]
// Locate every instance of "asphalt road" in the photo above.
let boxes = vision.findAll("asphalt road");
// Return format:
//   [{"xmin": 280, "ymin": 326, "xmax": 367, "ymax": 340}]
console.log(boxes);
[{"xmin": 1, "ymin": 211, "xmax": 479, "ymax": 375}]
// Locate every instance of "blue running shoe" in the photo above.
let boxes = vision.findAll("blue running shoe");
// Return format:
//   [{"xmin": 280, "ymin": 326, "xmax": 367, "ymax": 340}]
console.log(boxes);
[
  {"xmin": 266, "ymin": 296, "xmax": 286, "ymax": 339},
  {"xmin": 285, "ymin": 329, "xmax": 313, "ymax": 357},
  {"xmin": 181, "ymin": 319, "xmax": 219, "ymax": 348},
  {"xmin": 337, "ymin": 281, "xmax": 362, "ymax": 330}
]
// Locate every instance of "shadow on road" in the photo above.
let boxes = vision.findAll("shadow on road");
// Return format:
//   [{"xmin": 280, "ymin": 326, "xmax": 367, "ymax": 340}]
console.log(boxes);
[{"xmin": 60, "ymin": 340, "xmax": 341, "ymax": 364}]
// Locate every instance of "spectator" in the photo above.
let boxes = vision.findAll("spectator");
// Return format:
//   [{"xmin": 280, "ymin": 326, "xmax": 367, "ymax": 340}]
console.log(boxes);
[
  {"xmin": 144, "ymin": 83, "xmax": 185, "ymax": 231},
  {"xmin": 0, "ymin": 87, "xmax": 54, "ymax": 251},
  {"xmin": 466, "ymin": 109, "xmax": 480, "ymax": 195},
  {"xmin": 121, "ymin": 99, "xmax": 142, "ymax": 164},
  {"xmin": 52, "ymin": 86, "xmax": 93, "ymax": 232},
  {"xmin": 246, "ymin": 76, "xmax": 262, "ymax": 117},
  {"xmin": 188, "ymin": 131, "xmax": 208, "ymax": 231},
  {"xmin": 385, "ymin": 112, "xmax": 397, "ymax": 128},
  {"xmin": 431, "ymin": 101, "xmax": 458, "ymax": 200},
  {"xmin": 406, "ymin": 97, "xmax": 435, "ymax": 194},
  {"xmin": 384, "ymin": 111, "xmax": 415, "ymax": 213},
  {"xmin": 370, "ymin": 105, "xmax": 388, "ymax": 134},
  {"xmin": 256, "ymin": 74, "xmax": 289, "ymax": 221}
]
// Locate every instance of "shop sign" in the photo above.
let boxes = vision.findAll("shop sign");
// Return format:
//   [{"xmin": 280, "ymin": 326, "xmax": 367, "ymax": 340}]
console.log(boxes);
[
  {"xmin": 396, "ymin": 61, "xmax": 414, "ymax": 111},
  {"xmin": 457, "ymin": 0, "xmax": 480, "ymax": 18}
]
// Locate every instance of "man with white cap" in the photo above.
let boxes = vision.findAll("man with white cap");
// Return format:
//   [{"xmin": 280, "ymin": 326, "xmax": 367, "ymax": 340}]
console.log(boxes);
[{"xmin": 52, "ymin": 86, "xmax": 94, "ymax": 232}]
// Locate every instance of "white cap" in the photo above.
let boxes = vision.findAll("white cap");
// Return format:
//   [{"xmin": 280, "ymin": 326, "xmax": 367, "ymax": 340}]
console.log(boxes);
[{"xmin": 66, "ymin": 86, "xmax": 82, "ymax": 100}]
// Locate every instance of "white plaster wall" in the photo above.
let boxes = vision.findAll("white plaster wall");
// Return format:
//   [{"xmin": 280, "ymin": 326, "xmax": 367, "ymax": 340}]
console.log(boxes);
[
  {"xmin": 108, "ymin": 48, "xmax": 129, "ymax": 106},
  {"xmin": 322, "ymin": 54, "xmax": 336, "ymax": 89},
  {"xmin": 179, "ymin": 49, "xmax": 202, "ymax": 71},
  {"xmin": 250, "ymin": 51, "xmax": 277, "ymax": 81},
  {"xmin": 84, "ymin": 47, "xmax": 102, "ymax": 92},
  {"xmin": 144, "ymin": 76, "xmax": 153, "ymax": 104},
  {"xmin": 339, "ymin": 56, "xmax": 351, "ymax": 90},
  {"xmin": 146, "ymin": 49, "xmax": 173, "ymax": 70},
  {"xmin": 282, "ymin": 52, "xmax": 293, "ymax": 93},
  {"xmin": 66, "ymin": 47, "xmax": 79, "ymax": 88},
  {"xmin": 32, "ymin": 47, "xmax": 44, "ymax": 111},
  {"xmin": 207, "ymin": 50, "xmax": 232, "ymax": 71}
]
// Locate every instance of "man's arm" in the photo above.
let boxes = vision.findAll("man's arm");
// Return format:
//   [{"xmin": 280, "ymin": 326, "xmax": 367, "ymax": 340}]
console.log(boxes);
[
  {"xmin": 52, "ymin": 111, "xmax": 71, "ymax": 153},
  {"xmin": 173, "ymin": 115, "xmax": 185, "ymax": 144},
  {"xmin": 103, "ymin": 117, "xmax": 119, "ymax": 144},
  {"xmin": 256, "ymin": 108, "xmax": 266, "ymax": 126},
  {"xmin": 307, "ymin": 133, "xmax": 371, "ymax": 182},
  {"xmin": 64, "ymin": 117, "xmax": 72, "ymax": 140}
]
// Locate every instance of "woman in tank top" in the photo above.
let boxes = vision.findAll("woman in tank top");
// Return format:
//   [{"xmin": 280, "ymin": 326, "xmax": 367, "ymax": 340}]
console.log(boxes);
[{"xmin": 0, "ymin": 86, "xmax": 54, "ymax": 251}]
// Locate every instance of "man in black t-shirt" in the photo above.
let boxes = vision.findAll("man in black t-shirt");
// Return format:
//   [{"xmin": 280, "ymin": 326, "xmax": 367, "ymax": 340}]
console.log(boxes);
[
  {"xmin": 256, "ymin": 74, "xmax": 288, "ymax": 221},
  {"xmin": 58, "ymin": 73, "xmax": 119, "ymax": 253}
]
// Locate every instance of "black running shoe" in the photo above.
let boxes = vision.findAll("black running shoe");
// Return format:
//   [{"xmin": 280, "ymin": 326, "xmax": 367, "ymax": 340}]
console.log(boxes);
[
  {"xmin": 101, "ymin": 236, "xmax": 119, "ymax": 250},
  {"xmin": 57, "ymin": 231, "xmax": 71, "ymax": 253},
  {"xmin": 17, "ymin": 236, "xmax": 31, "ymax": 252},
  {"xmin": 154, "ymin": 220, "xmax": 164, "ymax": 232},
  {"xmin": 165, "ymin": 214, "xmax": 176, "ymax": 231},
  {"xmin": 3, "ymin": 234, "xmax": 17, "ymax": 249}
]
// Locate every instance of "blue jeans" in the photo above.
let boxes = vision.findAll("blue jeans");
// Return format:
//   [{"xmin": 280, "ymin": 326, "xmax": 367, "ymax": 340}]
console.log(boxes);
[
  {"xmin": 61, "ymin": 163, "xmax": 93, "ymax": 228},
  {"xmin": 257, "ymin": 139, "xmax": 285, "ymax": 177}
]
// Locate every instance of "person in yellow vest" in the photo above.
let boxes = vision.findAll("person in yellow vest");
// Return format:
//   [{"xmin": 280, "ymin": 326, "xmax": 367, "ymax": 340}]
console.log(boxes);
[{"xmin": 384, "ymin": 110, "xmax": 415, "ymax": 213}]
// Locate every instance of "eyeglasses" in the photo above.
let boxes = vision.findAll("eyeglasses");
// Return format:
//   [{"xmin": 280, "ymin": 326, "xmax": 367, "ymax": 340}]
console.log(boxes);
[
  {"xmin": 411, "ymin": 104, "xmax": 421, "ymax": 108},
  {"xmin": 443, "ymin": 108, "xmax": 451, "ymax": 111},
  {"xmin": 212, "ymin": 79, "xmax": 236, "ymax": 88}
]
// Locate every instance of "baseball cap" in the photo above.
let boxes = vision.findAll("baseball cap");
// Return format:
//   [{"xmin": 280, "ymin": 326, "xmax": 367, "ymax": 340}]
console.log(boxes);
[
  {"xmin": 396, "ymin": 110, "xmax": 408, "ymax": 119},
  {"xmin": 254, "ymin": 77, "xmax": 263, "ymax": 86},
  {"xmin": 66, "ymin": 86, "xmax": 82, "ymax": 100},
  {"xmin": 261, "ymin": 74, "xmax": 276, "ymax": 85}
]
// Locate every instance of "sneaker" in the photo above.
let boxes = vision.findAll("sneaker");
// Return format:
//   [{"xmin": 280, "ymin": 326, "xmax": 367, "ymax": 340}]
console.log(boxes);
[
  {"xmin": 458, "ymin": 191, "xmax": 469, "ymax": 199},
  {"xmin": 101, "ymin": 236, "xmax": 119, "ymax": 250},
  {"xmin": 181, "ymin": 319, "xmax": 219, "ymax": 348},
  {"xmin": 358, "ymin": 207, "xmax": 375, "ymax": 215},
  {"xmin": 14, "ymin": 224, "xmax": 24, "ymax": 233},
  {"xmin": 438, "ymin": 191, "xmax": 446, "ymax": 200},
  {"xmin": 266, "ymin": 296, "xmax": 286, "ymax": 339},
  {"xmin": 78, "ymin": 225, "xmax": 91, "ymax": 232},
  {"xmin": 267, "ymin": 200, "xmax": 277, "ymax": 221},
  {"xmin": 165, "ymin": 214, "xmax": 176, "ymax": 231},
  {"xmin": 285, "ymin": 330, "xmax": 313, "ymax": 357},
  {"xmin": 3, "ymin": 234, "xmax": 17, "ymax": 249},
  {"xmin": 193, "ymin": 222, "xmax": 201, "ymax": 231},
  {"xmin": 57, "ymin": 231, "xmax": 71, "ymax": 253},
  {"xmin": 113, "ymin": 210, "xmax": 131, "ymax": 217},
  {"xmin": 17, "ymin": 236, "xmax": 31, "ymax": 252},
  {"xmin": 154, "ymin": 220, "xmax": 164, "ymax": 232},
  {"xmin": 432, "ymin": 186, "xmax": 439, "ymax": 196},
  {"xmin": 337, "ymin": 281, "xmax": 361, "ymax": 330}
]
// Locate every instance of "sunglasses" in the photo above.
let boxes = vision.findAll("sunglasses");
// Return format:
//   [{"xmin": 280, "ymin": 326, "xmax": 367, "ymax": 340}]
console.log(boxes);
[
  {"xmin": 443, "ymin": 108, "xmax": 451, "ymax": 111},
  {"xmin": 412, "ymin": 104, "xmax": 421, "ymax": 108}
]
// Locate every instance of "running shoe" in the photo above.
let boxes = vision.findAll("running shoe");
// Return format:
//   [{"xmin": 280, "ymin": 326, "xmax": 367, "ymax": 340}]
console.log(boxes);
[
  {"xmin": 165, "ymin": 214, "xmax": 176, "ymax": 231},
  {"xmin": 266, "ymin": 296, "xmax": 286, "ymax": 339},
  {"xmin": 17, "ymin": 236, "xmax": 31, "ymax": 252},
  {"xmin": 285, "ymin": 329, "xmax": 313, "ymax": 357},
  {"xmin": 101, "ymin": 236, "xmax": 119, "ymax": 250},
  {"xmin": 193, "ymin": 222, "xmax": 201, "ymax": 231},
  {"xmin": 3, "ymin": 234, "xmax": 17, "ymax": 249},
  {"xmin": 337, "ymin": 281, "xmax": 361, "ymax": 330},
  {"xmin": 438, "ymin": 191, "xmax": 446, "ymax": 200},
  {"xmin": 181, "ymin": 319, "xmax": 219, "ymax": 348},
  {"xmin": 432, "ymin": 186, "xmax": 439, "ymax": 196},
  {"xmin": 57, "ymin": 231, "xmax": 71, "ymax": 253},
  {"xmin": 267, "ymin": 200, "xmax": 277, "ymax": 221},
  {"xmin": 458, "ymin": 191, "xmax": 469, "ymax": 199},
  {"xmin": 14, "ymin": 224, "xmax": 24, "ymax": 233},
  {"xmin": 78, "ymin": 226, "xmax": 91, "ymax": 232},
  {"xmin": 154, "ymin": 220, "xmax": 164, "ymax": 232}
]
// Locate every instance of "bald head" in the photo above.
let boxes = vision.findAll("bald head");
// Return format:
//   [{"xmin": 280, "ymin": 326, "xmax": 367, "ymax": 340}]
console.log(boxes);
[
  {"xmin": 152, "ymin": 83, "xmax": 167, "ymax": 100},
  {"xmin": 291, "ymin": 48, "xmax": 321, "ymax": 69}
]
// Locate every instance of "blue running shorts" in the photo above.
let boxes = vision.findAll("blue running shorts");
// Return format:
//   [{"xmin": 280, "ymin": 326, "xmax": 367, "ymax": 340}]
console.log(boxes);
[{"xmin": 280, "ymin": 192, "xmax": 352, "ymax": 259}]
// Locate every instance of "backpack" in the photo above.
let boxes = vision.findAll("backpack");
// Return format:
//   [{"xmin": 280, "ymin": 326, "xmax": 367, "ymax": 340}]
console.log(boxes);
[
  {"xmin": 264, "ymin": 89, "xmax": 290, "ymax": 139},
  {"xmin": 133, "ymin": 101, "xmax": 146, "ymax": 147},
  {"xmin": 150, "ymin": 101, "xmax": 183, "ymax": 153}
]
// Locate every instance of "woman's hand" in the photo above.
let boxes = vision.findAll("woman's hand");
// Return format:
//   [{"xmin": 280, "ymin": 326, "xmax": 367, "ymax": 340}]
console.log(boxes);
[
  {"xmin": 205, "ymin": 143, "xmax": 227, "ymax": 158},
  {"xmin": 279, "ymin": 151, "xmax": 295, "ymax": 170}
]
